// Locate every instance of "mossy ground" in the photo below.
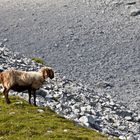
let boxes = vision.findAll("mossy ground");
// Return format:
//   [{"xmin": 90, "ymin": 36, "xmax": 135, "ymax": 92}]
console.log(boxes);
[
  {"xmin": 0, "ymin": 95, "xmax": 109, "ymax": 140},
  {"xmin": 32, "ymin": 57, "xmax": 44, "ymax": 64}
]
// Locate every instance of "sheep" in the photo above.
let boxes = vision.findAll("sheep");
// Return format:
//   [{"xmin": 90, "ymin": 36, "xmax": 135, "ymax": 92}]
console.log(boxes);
[{"xmin": 0, "ymin": 67, "xmax": 54, "ymax": 106}]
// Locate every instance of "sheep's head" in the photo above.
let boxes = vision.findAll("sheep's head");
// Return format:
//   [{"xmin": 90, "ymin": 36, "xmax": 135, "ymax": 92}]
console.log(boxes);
[{"xmin": 40, "ymin": 67, "xmax": 54, "ymax": 79}]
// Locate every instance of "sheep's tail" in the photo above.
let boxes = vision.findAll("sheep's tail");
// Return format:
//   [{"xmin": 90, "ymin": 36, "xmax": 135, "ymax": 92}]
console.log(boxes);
[
  {"xmin": 0, "ymin": 73, "xmax": 4, "ymax": 93},
  {"xmin": 0, "ymin": 71, "xmax": 3, "ymax": 83},
  {"xmin": 0, "ymin": 73, "xmax": 2, "ymax": 83}
]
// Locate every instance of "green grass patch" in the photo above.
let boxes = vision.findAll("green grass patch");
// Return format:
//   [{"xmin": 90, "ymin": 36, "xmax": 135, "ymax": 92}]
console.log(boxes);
[
  {"xmin": 32, "ymin": 57, "xmax": 44, "ymax": 64},
  {"xmin": 0, "ymin": 95, "xmax": 111, "ymax": 140}
]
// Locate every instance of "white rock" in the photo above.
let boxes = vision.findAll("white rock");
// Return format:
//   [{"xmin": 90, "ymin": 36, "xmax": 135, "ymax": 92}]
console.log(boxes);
[
  {"xmin": 125, "ymin": 116, "xmax": 132, "ymax": 121},
  {"xmin": 63, "ymin": 129, "xmax": 68, "ymax": 132},
  {"xmin": 80, "ymin": 106, "xmax": 86, "ymax": 112},
  {"xmin": 9, "ymin": 112, "xmax": 16, "ymax": 115},
  {"xmin": 119, "ymin": 135, "xmax": 126, "ymax": 140},
  {"xmin": 73, "ymin": 108, "xmax": 80, "ymax": 114},
  {"xmin": 56, "ymin": 104, "xmax": 61, "ymax": 109},
  {"xmin": 102, "ymin": 128, "xmax": 110, "ymax": 134},
  {"xmin": 14, "ymin": 101, "xmax": 23, "ymax": 105},
  {"xmin": 86, "ymin": 105, "xmax": 92, "ymax": 112},
  {"xmin": 37, "ymin": 109, "xmax": 44, "ymax": 113},
  {"xmin": 79, "ymin": 116, "xmax": 88, "ymax": 124},
  {"xmin": 47, "ymin": 130, "xmax": 52, "ymax": 133},
  {"xmin": 118, "ymin": 125, "xmax": 126, "ymax": 131},
  {"xmin": 110, "ymin": 101, "xmax": 115, "ymax": 106}
]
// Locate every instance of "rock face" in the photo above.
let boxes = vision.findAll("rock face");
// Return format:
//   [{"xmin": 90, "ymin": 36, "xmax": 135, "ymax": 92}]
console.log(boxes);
[{"xmin": 1, "ymin": 46, "xmax": 140, "ymax": 139}]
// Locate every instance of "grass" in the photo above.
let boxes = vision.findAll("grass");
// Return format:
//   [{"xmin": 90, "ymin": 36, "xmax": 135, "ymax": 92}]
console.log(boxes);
[
  {"xmin": 32, "ymin": 57, "xmax": 44, "ymax": 64},
  {"xmin": 0, "ymin": 95, "xmax": 110, "ymax": 140}
]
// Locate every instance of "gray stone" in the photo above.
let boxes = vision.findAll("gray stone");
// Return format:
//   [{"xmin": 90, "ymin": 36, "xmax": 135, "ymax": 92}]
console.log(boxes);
[
  {"xmin": 130, "ymin": 125, "xmax": 140, "ymax": 134},
  {"xmin": 88, "ymin": 115, "xmax": 96, "ymax": 125},
  {"xmin": 127, "ymin": 134, "xmax": 137, "ymax": 140},
  {"xmin": 134, "ymin": 114, "xmax": 140, "ymax": 122},
  {"xmin": 0, "ymin": 66, "xmax": 4, "ymax": 72},
  {"xmin": 130, "ymin": 10, "xmax": 140, "ymax": 17},
  {"xmin": 126, "ymin": 2, "xmax": 136, "ymax": 5}
]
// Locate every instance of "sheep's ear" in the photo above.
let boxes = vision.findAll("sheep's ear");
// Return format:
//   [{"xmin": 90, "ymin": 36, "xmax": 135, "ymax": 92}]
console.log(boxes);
[
  {"xmin": 42, "ymin": 68, "xmax": 47, "ymax": 79},
  {"xmin": 48, "ymin": 69, "xmax": 54, "ymax": 79}
]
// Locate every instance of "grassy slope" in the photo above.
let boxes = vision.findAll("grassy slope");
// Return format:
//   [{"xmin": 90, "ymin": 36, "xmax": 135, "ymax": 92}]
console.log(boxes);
[{"xmin": 0, "ymin": 95, "xmax": 109, "ymax": 140}]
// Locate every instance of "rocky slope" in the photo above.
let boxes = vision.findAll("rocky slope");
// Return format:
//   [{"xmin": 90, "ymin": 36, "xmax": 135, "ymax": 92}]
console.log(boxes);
[
  {"xmin": 1, "ymin": 46, "xmax": 140, "ymax": 140},
  {"xmin": 0, "ymin": 0, "xmax": 140, "ymax": 114}
]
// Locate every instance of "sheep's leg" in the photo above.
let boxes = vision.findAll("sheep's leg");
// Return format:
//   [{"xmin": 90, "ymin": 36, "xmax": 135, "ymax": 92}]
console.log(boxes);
[
  {"xmin": 32, "ymin": 90, "xmax": 36, "ymax": 106},
  {"xmin": 28, "ymin": 89, "xmax": 32, "ymax": 104},
  {"xmin": 3, "ymin": 88, "xmax": 10, "ymax": 104}
]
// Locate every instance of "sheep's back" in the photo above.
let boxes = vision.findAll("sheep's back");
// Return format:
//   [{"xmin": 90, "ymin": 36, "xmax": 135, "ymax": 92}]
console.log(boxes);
[
  {"xmin": 1, "ymin": 70, "xmax": 16, "ymax": 89},
  {"xmin": 16, "ymin": 71, "xmax": 44, "ymax": 89}
]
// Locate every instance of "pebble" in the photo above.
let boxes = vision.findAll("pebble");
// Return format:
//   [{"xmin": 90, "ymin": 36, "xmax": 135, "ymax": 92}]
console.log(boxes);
[
  {"xmin": 127, "ymin": 134, "xmax": 137, "ymax": 140},
  {"xmin": 79, "ymin": 116, "xmax": 88, "ymax": 124},
  {"xmin": 119, "ymin": 135, "xmax": 126, "ymax": 140},
  {"xmin": 125, "ymin": 116, "xmax": 132, "ymax": 121},
  {"xmin": 63, "ymin": 129, "xmax": 68, "ymax": 132},
  {"xmin": 9, "ymin": 112, "xmax": 16, "ymax": 115},
  {"xmin": 37, "ymin": 109, "xmax": 44, "ymax": 113},
  {"xmin": 14, "ymin": 101, "xmax": 23, "ymax": 105}
]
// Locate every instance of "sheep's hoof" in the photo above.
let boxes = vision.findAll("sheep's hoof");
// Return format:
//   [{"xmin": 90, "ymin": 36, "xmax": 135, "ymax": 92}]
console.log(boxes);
[{"xmin": 6, "ymin": 100, "xmax": 11, "ymax": 104}]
